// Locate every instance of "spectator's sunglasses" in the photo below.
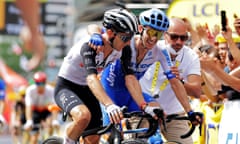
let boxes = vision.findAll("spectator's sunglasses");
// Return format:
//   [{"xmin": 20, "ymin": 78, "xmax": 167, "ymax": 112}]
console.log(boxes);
[
  {"xmin": 143, "ymin": 27, "xmax": 163, "ymax": 40},
  {"xmin": 166, "ymin": 32, "xmax": 188, "ymax": 41}
]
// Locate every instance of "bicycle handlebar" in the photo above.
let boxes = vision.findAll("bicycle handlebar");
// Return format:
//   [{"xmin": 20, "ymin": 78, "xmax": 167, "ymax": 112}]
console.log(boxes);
[
  {"xmin": 81, "ymin": 107, "xmax": 162, "ymax": 139},
  {"xmin": 166, "ymin": 113, "xmax": 203, "ymax": 139}
]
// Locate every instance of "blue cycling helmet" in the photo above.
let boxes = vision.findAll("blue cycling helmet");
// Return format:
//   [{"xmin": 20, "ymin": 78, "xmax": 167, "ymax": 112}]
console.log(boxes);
[{"xmin": 139, "ymin": 8, "xmax": 169, "ymax": 31}]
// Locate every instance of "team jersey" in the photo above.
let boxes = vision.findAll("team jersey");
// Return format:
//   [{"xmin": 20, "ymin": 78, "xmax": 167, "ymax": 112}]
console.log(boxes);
[
  {"xmin": 58, "ymin": 37, "xmax": 122, "ymax": 86},
  {"xmin": 101, "ymin": 37, "xmax": 172, "ymax": 91},
  {"xmin": 25, "ymin": 84, "xmax": 54, "ymax": 107},
  {"xmin": 140, "ymin": 40, "xmax": 201, "ymax": 115}
]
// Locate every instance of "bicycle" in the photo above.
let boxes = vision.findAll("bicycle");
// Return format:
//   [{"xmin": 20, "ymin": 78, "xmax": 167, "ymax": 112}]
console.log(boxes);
[{"xmin": 42, "ymin": 107, "xmax": 203, "ymax": 144}]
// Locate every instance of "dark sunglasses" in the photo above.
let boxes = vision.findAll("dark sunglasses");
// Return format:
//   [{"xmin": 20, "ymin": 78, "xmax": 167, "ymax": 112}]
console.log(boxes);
[
  {"xmin": 36, "ymin": 82, "xmax": 45, "ymax": 86},
  {"xmin": 166, "ymin": 32, "xmax": 188, "ymax": 41},
  {"xmin": 144, "ymin": 27, "xmax": 163, "ymax": 40},
  {"xmin": 116, "ymin": 33, "xmax": 133, "ymax": 43}
]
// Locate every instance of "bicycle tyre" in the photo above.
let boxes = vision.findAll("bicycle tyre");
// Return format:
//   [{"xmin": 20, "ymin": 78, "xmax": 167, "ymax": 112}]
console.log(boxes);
[
  {"xmin": 121, "ymin": 138, "xmax": 148, "ymax": 144},
  {"xmin": 42, "ymin": 136, "xmax": 63, "ymax": 144}
]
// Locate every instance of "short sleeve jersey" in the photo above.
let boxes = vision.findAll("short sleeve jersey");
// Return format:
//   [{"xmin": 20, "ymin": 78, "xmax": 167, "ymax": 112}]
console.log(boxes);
[
  {"xmin": 25, "ymin": 84, "xmax": 55, "ymax": 107},
  {"xmin": 58, "ymin": 38, "xmax": 122, "ymax": 85}
]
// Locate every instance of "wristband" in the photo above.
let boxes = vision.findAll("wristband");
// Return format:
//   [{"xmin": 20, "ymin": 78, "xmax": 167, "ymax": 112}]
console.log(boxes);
[
  {"xmin": 187, "ymin": 110, "xmax": 194, "ymax": 116},
  {"xmin": 140, "ymin": 102, "xmax": 148, "ymax": 110},
  {"xmin": 164, "ymin": 70, "xmax": 176, "ymax": 80}
]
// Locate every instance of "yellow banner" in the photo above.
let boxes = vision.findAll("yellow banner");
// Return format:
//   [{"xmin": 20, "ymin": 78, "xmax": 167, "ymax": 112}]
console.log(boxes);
[
  {"xmin": 0, "ymin": 0, "xmax": 5, "ymax": 30},
  {"xmin": 167, "ymin": 0, "xmax": 239, "ymax": 31}
]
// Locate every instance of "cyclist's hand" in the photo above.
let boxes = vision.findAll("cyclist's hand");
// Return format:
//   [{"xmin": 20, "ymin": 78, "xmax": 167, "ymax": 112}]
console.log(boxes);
[
  {"xmin": 52, "ymin": 119, "xmax": 60, "ymax": 128},
  {"xmin": 105, "ymin": 104, "xmax": 123, "ymax": 124},
  {"xmin": 0, "ymin": 114, "xmax": 6, "ymax": 124},
  {"xmin": 187, "ymin": 111, "xmax": 203, "ymax": 126},
  {"xmin": 0, "ymin": 115, "xmax": 6, "ymax": 132},
  {"xmin": 144, "ymin": 106, "xmax": 163, "ymax": 119},
  {"xmin": 88, "ymin": 33, "xmax": 104, "ymax": 52},
  {"xmin": 23, "ymin": 120, "xmax": 33, "ymax": 130}
]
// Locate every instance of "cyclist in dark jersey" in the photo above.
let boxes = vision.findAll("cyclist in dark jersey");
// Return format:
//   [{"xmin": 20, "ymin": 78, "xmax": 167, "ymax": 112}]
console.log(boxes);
[{"xmin": 54, "ymin": 8, "xmax": 138, "ymax": 144}]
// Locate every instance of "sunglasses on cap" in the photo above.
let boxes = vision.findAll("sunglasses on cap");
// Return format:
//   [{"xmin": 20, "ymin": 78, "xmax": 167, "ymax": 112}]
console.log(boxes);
[
  {"xmin": 166, "ymin": 32, "xmax": 188, "ymax": 41},
  {"xmin": 116, "ymin": 33, "xmax": 133, "ymax": 43},
  {"xmin": 144, "ymin": 27, "xmax": 163, "ymax": 40}
]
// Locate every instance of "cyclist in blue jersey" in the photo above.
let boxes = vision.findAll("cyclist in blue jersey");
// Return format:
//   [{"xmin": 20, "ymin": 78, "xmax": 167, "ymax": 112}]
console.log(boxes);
[
  {"xmin": 0, "ymin": 78, "xmax": 6, "ymax": 129},
  {"xmin": 54, "ymin": 8, "xmax": 139, "ymax": 144},
  {"xmin": 88, "ymin": 8, "xmax": 202, "ymax": 137}
]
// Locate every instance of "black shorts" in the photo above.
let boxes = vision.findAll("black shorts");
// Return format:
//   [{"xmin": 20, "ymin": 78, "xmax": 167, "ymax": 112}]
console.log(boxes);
[
  {"xmin": 31, "ymin": 109, "xmax": 51, "ymax": 133},
  {"xmin": 54, "ymin": 77, "xmax": 102, "ymax": 130}
]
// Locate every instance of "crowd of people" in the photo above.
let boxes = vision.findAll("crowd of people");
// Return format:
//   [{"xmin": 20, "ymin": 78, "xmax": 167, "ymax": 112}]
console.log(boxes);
[{"xmin": 0, "ymin": 2, "xmax": 240, "ymax": 144}]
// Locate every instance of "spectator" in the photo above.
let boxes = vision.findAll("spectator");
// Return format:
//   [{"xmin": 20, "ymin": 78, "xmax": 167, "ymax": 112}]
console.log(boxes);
[
  {"xmin": 10, "ymin": 86, "xmax": 29, "ymax": 144},
  {"xmin": 200, "ymin": 47, "xmax": 240, "ymax": 144},
  {"xmin": 140, "ymin": 17, "xmax": 202, "ymax": 143}
]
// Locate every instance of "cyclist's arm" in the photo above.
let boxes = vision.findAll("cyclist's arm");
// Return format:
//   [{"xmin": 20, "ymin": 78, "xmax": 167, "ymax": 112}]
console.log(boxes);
[
  {"xmin": 0, "ymin": 80, "xmax": 6, "ymax": 115},
  {"xmin": 0, "ymin": 100, "xmax": 4, "ymax": 115},
  {"xmin": 121, "ymin": 46, "xmax": 146, "ymax": 106},
  {"xmin": 81, "ymin": 43, "xmax": 114, "ymax": 106},
  {"xmin": 24, "ymin": 89, "xmax": 33, "ymax": 121}
]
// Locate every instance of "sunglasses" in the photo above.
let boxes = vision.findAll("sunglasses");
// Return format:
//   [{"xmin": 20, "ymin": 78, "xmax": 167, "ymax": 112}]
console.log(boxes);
[
  {"xmin": 36, "ymin": 82, "xmax": 45, "ymax": 86},
  {"xmin": 117, "ymin": 33, "xmax": 133, "ymax": 43},
  {"xmin": 144, "ymin": 28, "xmax": 163, "ymax": 40},
  {"xmin": 166, "ymin": 32, "xmax": 188, "ymax": 41}
]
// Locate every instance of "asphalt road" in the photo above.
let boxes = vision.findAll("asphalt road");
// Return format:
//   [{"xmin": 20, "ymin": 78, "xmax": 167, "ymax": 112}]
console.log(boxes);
[{"xmin": 0, "ymin": 133, "xmax": 13, "ymax": 144}]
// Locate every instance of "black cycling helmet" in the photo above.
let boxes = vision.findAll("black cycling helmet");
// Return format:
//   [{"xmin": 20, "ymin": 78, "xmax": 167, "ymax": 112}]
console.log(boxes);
[{"xmin": 103, "ymin": 8, "xmax": 138, "ymax": 34}]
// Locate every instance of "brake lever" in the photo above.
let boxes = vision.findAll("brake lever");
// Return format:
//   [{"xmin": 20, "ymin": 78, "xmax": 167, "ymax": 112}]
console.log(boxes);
[{"xmin": 153, "ymin": 109, "xmax": 167, "ymax": 132}]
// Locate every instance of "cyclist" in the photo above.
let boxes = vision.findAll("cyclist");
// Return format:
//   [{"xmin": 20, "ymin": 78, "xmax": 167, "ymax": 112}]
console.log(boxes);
[
  {"xmin": 10, "ymin": 85, "xmax": 30, "ymax": 144},
  {"xmin": 88, "ymin": 9, "xmax": 202, "ymax": 143},
  {"xmin": 54, "ymin": 8, "xmax": 138, "ymax": 144},
  {"xmin": 0, "ymin": 78, "xmax": 6, "ymax": 132},
  {"xmin": 24, "ymin": 71, "xmax": 57, "ymax": 144}
]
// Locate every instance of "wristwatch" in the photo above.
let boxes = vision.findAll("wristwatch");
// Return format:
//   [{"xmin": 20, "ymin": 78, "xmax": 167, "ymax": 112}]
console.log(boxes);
[{"xmin": 180, "ymin": 79, "xmax": 185, "ymax": 84}]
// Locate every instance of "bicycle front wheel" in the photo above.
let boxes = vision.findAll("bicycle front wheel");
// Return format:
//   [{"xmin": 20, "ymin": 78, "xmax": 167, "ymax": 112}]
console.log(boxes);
[
  {"xmin": 121, "ymin": 138, "xmax": 148, "ymax": 144},
  {"xmin": 42, "ymin": 136, "xmax": 63, "ymax": 144}
]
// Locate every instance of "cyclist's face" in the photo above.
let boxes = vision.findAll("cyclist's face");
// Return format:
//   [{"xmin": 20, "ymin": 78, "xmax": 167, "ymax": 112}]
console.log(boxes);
[
  {"xmin": 36, "ymin": 82, "xmax": 45, "ymax": 94},
  {"xmin": 142, "ymin": 26, "xmax": 163, "ymax": 49},
  {"xmin": 113, "ymin": 32, "xmax": 133, "ymax": 51}
]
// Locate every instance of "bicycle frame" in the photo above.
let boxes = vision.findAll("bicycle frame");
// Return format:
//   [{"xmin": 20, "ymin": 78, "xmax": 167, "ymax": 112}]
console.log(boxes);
[{"xmin": 42, "ymin": 108, "xmax": 202, "ymax": 144}]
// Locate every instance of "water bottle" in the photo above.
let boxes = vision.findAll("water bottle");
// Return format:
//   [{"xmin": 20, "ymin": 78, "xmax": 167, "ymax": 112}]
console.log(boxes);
[{"xmin": 147, "ymin": 129, "xmax": 163, "ymax": 144}]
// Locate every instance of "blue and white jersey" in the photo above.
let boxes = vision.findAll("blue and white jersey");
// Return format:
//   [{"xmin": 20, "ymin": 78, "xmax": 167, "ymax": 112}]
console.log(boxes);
[
  {"xmin": 129, "ymin": 38, "xmax": 171, "ymax": 80},
  {"xmin": 101, "ymin": 38, "xmax": 172, "ymax": 90}
]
